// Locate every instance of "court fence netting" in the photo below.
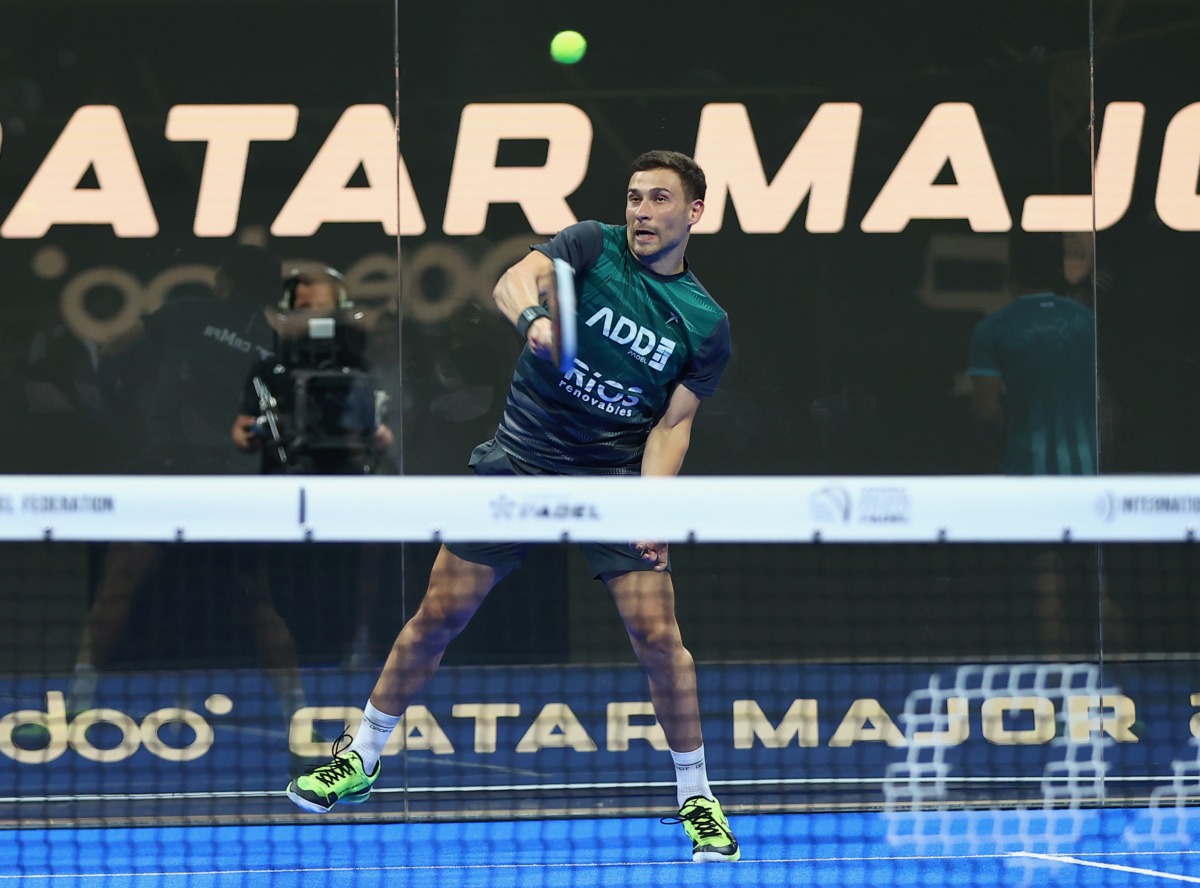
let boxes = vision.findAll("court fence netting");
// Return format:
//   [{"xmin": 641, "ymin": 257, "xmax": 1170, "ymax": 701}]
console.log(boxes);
[{"xmin": 3, "ymin": 473, "xmax": 1200, "ymax": 879}]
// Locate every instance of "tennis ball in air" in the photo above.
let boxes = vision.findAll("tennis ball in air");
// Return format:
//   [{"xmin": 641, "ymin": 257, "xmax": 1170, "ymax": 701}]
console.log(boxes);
[{"xmin": 550, "ymin": 30, "xmax": 587, "ymax": 65}]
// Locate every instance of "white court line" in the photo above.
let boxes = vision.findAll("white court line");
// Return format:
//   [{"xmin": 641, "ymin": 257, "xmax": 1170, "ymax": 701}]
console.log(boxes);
[
  {"xmin": 2, "ymin": 773, "xmax": 1187, "ymax": 805},
  {"xmin": 0, "ymin": 853, "xmax": 1041, "ymax": 881},
  {"xmin": 1013, "ymin": 852, "xmax": 1200, "ymax": 883},
  {"xmin": 0, "ymin": 852, "xmax": 1167, "ymax": 881},
  {"xmin": 7, "ymin": 850, "xmax": 1200, "ymax": 882},
  {"xmin": 9, "ymin": 861, "xmax": 744, "ymax": 881}
]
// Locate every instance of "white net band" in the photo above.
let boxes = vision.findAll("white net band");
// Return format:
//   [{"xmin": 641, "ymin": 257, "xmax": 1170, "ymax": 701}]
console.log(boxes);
[{"xmin": 2, "ymin": 474, "xmax": 1198, "ymax": 543}]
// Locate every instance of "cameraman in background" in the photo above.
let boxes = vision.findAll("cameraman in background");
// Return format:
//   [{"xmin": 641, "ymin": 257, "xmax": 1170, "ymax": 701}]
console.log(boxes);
[
  {"xmin": 232, "ymin": 263, "xmax": 394, "ymax": 473},
  {"xmin": 231, "ymin": 263, "xmax": 394, "ymax": 669}
]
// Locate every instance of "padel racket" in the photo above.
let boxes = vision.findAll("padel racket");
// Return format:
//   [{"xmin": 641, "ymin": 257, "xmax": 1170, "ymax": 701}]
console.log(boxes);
[{"xmin": 548, "ymin": 257, "xmax": 577, "ymax": 375}]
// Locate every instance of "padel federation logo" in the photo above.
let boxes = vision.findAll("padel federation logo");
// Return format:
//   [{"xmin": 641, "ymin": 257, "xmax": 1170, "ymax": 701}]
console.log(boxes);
[
  {"xmin": 4, "ymin": 493, "xmax": 115, "ymax": 514},
  {"xmin": 490, "ymin": 495, "xmax": 600, "ymax": 521}
]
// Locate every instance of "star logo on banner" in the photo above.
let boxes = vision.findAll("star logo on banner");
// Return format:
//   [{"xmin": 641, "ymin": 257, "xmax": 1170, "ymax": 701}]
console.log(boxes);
[{"xmin": 490, "ymin": 495, "xmax": 516, "ymax": 520}]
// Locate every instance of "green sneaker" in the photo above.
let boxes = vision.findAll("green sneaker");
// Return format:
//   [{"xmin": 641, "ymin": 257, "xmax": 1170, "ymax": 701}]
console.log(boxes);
[
  {"xmin": 663, "ymin": 795, "xmax": 741, "ymax": 862},
  {"xmin": 285, "ymin": 734, "xmax": 379, "ymax": 813}
]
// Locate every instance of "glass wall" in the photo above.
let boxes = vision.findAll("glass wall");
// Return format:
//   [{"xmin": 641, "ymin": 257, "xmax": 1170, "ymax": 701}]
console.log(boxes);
[
  {"xmin": 6, "ymin": 3, "xmax": 1193, "ymax": 479},
  {"xmin": 2, "ymin": 0, "xmax": 1198, "ymax": 817}
]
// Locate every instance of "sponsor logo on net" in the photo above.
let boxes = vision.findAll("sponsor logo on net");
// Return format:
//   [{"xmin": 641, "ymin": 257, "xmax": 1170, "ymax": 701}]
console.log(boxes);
[
  {"xmin": 809, "ymin": 486, "xmax": 911, "ymax": 525},
  {"xmin": 490, "ymin": 494, "xmax": 600, "ymax": 521},
  {"xmin": 1094, "ymin": 490, "xmax": 1200, "ymax": 522},
  {"xmin": 0, "ymin": 493, "xmax": 115, "ymax": 515}
]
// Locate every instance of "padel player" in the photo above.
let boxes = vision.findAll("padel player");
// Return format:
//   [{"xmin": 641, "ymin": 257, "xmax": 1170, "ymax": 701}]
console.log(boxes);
[{"xmin": 286, "ymin": 150, "xmax": 739, "ymax": 863}]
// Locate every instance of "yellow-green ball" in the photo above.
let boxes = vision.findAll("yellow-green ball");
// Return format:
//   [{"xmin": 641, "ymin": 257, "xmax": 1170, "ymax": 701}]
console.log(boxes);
[{"xmin": 550, "ymin": 30, "xmax": 587, "ymax": 65}]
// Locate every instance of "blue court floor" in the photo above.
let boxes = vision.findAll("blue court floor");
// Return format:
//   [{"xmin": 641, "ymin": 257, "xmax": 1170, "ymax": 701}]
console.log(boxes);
[{"xmin": 4, "ymin": 806, "xmax": 1200, "ymax": 887}]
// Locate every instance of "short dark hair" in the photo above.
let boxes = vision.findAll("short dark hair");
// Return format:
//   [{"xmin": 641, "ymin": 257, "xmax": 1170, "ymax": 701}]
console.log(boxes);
[{"xmin": 630, "ymin": 150, "xmax": 706, "ymax": 202}]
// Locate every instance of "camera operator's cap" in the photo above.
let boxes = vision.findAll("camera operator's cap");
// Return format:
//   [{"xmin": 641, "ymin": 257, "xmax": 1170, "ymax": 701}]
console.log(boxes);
[{"xmin": 282, "ymin": 262, "xmax": 352, "ymax": 310}]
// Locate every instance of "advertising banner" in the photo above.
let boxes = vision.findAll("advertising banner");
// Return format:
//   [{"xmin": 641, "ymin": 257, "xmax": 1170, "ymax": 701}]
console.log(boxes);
[{"xmin": 4, "ymin": 660, "xmax": 1197, "ymax": 809}]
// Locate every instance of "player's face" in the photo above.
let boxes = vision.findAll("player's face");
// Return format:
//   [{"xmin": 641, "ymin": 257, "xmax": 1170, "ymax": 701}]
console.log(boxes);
[
  {"xmin": 292, "ymin": 281, "xmax": 339, "ymax": 311},
  {"xmin": 625, "ymin": 169, "xmax": 703, "ymax": 274}
]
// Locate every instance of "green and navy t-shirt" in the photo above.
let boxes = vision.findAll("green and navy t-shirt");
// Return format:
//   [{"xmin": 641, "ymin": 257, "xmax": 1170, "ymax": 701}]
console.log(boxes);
[
  {"xmin": 494, "ymin": 221, "xmax": 731, "ymax": 474},
  {"xmin": 967, "ymin": 292, "xmax": 1097, "ymax": 475}
]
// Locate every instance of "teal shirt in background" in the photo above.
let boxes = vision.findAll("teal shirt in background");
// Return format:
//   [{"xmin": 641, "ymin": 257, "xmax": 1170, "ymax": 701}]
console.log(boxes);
[{"xmin": 967, "ymin": 292, "xmax": 1097, "ymax": 475}]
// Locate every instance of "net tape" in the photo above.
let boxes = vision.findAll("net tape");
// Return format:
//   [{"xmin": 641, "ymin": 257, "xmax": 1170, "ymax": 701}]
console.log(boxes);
[{"xmin": 2, "ymin": 474, "xmax": 1199, "ymax": 543}]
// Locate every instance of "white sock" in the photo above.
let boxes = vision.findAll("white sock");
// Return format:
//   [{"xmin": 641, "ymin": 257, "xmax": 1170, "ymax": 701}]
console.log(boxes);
[
  {"xmin": 348, "ymin": 701, "xmax": 400, "ymax": 773},
  {"xmin": 670, "ymin": 744, "xmax": 713, "ymax": 807}
]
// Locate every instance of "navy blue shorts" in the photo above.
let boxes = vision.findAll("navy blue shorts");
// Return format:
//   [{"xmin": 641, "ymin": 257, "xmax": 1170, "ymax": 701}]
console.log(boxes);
[{"xmin": 445, "ymin": 439, "xmax": 669, "ymax": 578}]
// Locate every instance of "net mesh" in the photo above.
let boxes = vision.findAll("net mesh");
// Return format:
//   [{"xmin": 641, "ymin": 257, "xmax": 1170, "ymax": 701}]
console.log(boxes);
[{"xmin": 3, "ymin": 475, "xmax": 1200, "ymax": 885}]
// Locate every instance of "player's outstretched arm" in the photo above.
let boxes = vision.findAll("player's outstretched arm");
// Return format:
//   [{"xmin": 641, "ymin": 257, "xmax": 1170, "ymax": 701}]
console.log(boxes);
[
  {"xmin": 641, "ymin": 385, "xmax": 701, "ymax": 478},
  {"xmin": 634, "ymin": 385, "xmax": 702, "ymax": 570}
]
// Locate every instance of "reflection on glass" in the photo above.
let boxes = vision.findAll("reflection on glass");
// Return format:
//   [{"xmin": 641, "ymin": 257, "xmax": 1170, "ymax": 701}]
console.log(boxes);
[
  {"xmin": 103, "ymin": 245, "xmax": 280, "ymax": 474},
  {"xmin": 967, "ymin": 232, "xmax": 1096, "ymax": 478},
  {"xmin": 233, "ymin": 262, "xmax": 394, "ymax": 477}
]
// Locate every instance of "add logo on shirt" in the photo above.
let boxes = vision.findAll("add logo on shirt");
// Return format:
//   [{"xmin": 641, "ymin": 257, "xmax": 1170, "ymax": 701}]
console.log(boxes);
[{"xmin": 584, "ymin": 307, "xmax": 676, "ymax": 370}]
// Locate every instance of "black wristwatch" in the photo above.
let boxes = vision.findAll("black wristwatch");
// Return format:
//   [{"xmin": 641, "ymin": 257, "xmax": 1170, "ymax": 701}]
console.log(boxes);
[{"xmin": 516, "ymin": 304, "xmax": 551, "ymax": 339}]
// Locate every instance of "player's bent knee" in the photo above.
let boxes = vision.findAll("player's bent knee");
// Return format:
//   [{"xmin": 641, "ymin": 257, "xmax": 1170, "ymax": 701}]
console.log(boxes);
[
  {"xmin": 626, "ymin": 620, "xmax": 685, "ymax": 658},
  {"xmin": 408, "ymin": 599, "xmax": 472, "ymax": 647}
]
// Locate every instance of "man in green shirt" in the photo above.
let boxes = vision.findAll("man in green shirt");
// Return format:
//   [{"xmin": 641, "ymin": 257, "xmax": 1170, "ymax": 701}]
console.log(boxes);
[
  {"xmin": 967, "ymin": 232, "xmax": 1097, "ymax": 476},
  {"xmin": 286, "ymin": 151, "xmax": 739, "ymax": 863},
  {"xmin": 967, "ymin": 232, "xmax": 1123, "ymax": 655}
]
